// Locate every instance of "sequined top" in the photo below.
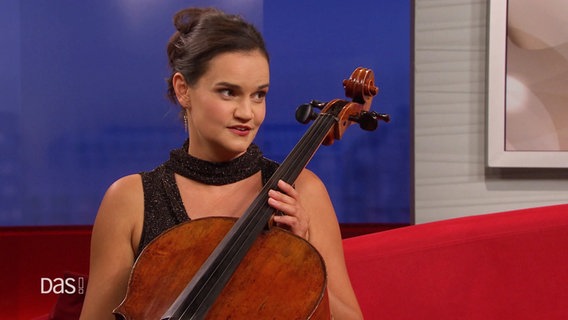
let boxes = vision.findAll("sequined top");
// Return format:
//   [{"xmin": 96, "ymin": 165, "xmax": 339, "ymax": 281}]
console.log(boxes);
[{"xmin": 136, "ymin": 140, "xmax": 278, "ymax": 258}]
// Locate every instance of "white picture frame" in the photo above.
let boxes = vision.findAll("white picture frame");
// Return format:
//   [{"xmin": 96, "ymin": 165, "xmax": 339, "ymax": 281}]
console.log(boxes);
[{"xmin": 486, "ymin": 0, "xmax": 568, "ymax": 168}]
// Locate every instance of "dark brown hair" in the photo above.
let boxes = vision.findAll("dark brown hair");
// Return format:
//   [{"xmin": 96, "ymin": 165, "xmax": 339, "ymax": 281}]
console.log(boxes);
[{"xmin": 166, "ymin": 7, "xmax": 269, "ymax": 104}]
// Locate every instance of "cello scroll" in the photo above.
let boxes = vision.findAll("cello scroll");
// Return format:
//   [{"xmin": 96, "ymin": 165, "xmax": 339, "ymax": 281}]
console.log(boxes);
[{"xmin": 295, "ymin": 67, "xmax": 390, "ymax": 145}]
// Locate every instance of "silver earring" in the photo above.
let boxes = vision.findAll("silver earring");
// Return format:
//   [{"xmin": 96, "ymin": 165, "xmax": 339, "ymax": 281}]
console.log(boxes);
[{"xmin": 183, "ymin": 112, "xmax": 188, "ymax": 132}]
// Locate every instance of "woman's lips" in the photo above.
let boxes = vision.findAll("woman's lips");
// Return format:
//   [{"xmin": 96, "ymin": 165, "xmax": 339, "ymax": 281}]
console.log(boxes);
[{"xmin": 228, "ymin": 125, "xmax": 252, "ymax": 136}]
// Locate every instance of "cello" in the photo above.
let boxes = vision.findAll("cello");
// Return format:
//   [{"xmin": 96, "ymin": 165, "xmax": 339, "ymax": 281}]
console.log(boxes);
[{"xmin": 113, "ymin": 67, "xmax": 389, "ymax": 319}]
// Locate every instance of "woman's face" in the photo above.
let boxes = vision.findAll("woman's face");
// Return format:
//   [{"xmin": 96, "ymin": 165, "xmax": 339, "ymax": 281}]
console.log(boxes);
[{"xmin": 183, "ymin": 50, "xmax": 269, "ymax": 162}]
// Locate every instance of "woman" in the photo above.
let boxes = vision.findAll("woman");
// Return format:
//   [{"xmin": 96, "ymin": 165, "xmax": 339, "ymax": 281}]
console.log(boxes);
[{"xmin": 80, "ymin": 7, "xmax": 362, "ymax": 319}]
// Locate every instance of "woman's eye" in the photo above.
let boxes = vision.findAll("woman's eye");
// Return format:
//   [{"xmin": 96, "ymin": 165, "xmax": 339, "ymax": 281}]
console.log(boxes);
[
  {"xmin": 219, "ymin": 88, "xmax": 234, "ymax": 97},
  {"xmin": 253, "ymin": 91, "xmax": 267, "ymax": 102}
]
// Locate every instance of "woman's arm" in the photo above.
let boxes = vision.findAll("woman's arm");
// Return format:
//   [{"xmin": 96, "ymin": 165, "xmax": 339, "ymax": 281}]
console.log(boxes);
[
  {"xmin": 270, "ymin": 169, "xmax": 363, "ymax": 319},
  {"xmin": 79, "ymin": 174, "xmax": 143, "ymax": 320}
]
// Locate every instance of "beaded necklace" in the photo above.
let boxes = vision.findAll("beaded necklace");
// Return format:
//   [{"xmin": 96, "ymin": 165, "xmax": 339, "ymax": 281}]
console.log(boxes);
[{"xmin": 164, "ymin": 140, "xmax": 263, "ymax": 185}]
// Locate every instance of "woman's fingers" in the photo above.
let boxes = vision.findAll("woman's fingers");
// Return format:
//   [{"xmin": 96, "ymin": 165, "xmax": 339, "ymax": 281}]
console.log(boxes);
[{"xmin": 268, "ymin": 180, "xmax": 309, "ymax": 239}]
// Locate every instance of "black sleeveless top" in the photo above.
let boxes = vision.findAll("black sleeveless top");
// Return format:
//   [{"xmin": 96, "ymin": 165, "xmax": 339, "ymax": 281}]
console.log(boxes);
[{"xmin": 136, "ymin": 141, "xmax": 278, "ymax": 258}]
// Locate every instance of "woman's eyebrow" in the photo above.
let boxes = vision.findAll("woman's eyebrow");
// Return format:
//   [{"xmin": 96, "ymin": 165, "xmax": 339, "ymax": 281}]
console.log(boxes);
[
  {"xmin": 257, "ymin": 83, "xmax": 270, "ymax": 90},
  {"xmin": 216, "ymin": 82, "xmax": 269, "ymax": 91},
  {"xmin": 215, "ymin": 82, "xmax": 241, "ymax": 90}
]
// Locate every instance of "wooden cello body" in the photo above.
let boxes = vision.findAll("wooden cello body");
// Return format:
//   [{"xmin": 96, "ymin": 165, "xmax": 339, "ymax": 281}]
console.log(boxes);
[
  {"xmin": 113, "ymin": 67, "xmax": 388, "ymax": 319},
  {"xmin": 114, "ymin": 218, "xmax": 329, "ymax": 319}
]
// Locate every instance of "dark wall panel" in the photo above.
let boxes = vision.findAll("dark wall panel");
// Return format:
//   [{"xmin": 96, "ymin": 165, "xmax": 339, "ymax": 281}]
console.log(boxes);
[{"xmin": 0, "ymin": 0, "xmax": 412, "ymax": 225}]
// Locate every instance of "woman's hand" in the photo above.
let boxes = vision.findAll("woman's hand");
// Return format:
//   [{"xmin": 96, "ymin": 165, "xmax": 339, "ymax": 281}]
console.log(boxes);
[{"xmin": 267, "ymin": 179, "xmax": 310, "ymax": 240}]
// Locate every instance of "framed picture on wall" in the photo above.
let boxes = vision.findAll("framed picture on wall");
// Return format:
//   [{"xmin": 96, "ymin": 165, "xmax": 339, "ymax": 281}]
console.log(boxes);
[{"xmin": 487, "ymin": 0, "xmax": 568, "ymax": 168}]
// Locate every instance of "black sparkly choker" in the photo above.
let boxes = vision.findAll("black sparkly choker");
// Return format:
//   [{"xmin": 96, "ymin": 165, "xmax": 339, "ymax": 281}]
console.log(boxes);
[{"xmin": 164, "ymin": 140, "xmax": 264, "ymax": 185}]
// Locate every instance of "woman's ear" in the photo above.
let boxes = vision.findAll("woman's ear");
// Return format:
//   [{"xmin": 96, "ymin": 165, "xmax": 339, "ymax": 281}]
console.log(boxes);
[{"xmin": 172, "ymin": 72, "xmax": 191, "ymax": 107}]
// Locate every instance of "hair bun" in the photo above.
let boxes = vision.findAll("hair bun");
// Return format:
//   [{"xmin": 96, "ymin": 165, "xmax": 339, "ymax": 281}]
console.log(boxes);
[{"xmin": 173, "ymin": 7, "xmax": 220, "ymax": 35}]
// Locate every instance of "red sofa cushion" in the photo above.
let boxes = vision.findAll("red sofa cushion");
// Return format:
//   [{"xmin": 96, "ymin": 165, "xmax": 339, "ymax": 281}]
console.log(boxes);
[{"xmin": 343, "ymin": 204, "xmax": 568, "ymax": 319}]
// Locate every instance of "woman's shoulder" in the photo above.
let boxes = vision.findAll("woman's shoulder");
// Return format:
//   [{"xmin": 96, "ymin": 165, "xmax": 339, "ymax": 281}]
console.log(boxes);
[
  {"xmin": 93, "ymin": 174, "xmax": 145, "ymax": 252},
  {"xmin": 296, "ymin": 168, "xmax": 324, "ymax": 186},
  {"xmin": 105, "ymin": 174, "xmax": 143, "ymax": 199},
  {"xmin": 96, "ymin": 174, "xmax": 144, "ymax": 224},
  {"xmin": 295, "ymin": 168, "xmax": 330, "ymax": 198}
]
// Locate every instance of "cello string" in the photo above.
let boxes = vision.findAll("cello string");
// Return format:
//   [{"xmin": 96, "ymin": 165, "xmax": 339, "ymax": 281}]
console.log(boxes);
[
  {"xmin": 243, "ymin": 112, "xmax": 337, "ymax": 230},
  {"xmin": 182, "ymin": 110, "xmax": 341, "ymax": 317},
  {"xmin": 240, "ymin": 113, "xmax": 335, "ymax": 233},
  {"xmin": 217, "ymin": 111, "xmax": 337, "ymax": 267}
]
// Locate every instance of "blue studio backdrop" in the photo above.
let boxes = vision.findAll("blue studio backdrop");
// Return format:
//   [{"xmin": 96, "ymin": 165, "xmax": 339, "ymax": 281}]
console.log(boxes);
[{"xmin": 0, "ymin": 0, "xmax": 412, "ymax": 226}]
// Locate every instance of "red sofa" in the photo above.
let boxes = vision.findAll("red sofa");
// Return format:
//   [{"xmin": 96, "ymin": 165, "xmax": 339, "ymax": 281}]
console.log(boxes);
[
  {"xmin": 343, "ymin": 204, "xmax": 568, "ymax": 319},
  {"xmin": 2, "ymin": 204, "xmax": 567, "ymax": 319}
]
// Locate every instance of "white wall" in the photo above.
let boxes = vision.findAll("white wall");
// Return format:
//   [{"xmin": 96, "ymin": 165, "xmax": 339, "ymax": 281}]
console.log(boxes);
[{"xmin": 414, "ymin": 0, "xmax": 568, "ymax": 223}]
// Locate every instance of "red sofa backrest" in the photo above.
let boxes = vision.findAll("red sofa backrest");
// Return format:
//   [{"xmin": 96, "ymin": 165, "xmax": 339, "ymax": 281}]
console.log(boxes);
[{"xmin": 343, "ymin": 204, "xmax": 568, "ymax": 319}]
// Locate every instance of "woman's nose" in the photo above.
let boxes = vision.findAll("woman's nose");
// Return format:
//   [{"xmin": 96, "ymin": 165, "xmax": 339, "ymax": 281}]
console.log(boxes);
[{"xmin": 234, "ymin": 100, "xmax": 254, "ymax": 121}]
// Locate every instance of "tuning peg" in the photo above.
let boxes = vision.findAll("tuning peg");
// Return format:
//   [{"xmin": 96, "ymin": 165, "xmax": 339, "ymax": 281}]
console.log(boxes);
[
  {"xmin": 308, "ymin": 100, "xmax": 326, "ymax": 109},
  {"xmin": 376, "ymin": 112, "xmax": 391, "ymax": 123},
  {"xmin": 295, "ymin": 100, "xmax": 326, "ymax": 124},
  {"xmin": 295, "ymin": 103, "xmax": 317, "ymax": 124},
  {"xmin": 349, "ymin": 111, "xmax": 390, "ymax": 131}
]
